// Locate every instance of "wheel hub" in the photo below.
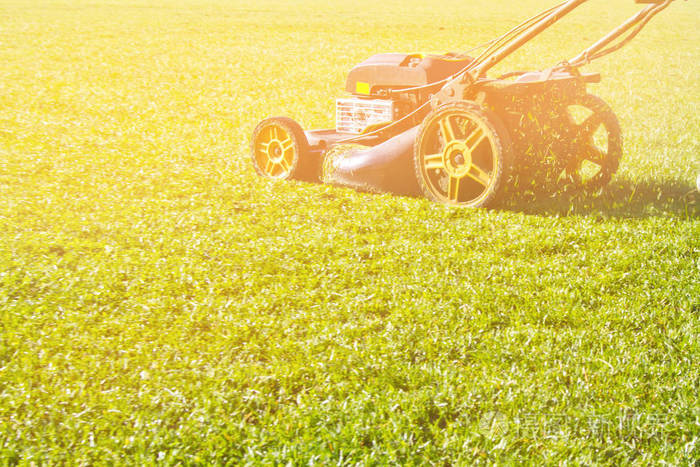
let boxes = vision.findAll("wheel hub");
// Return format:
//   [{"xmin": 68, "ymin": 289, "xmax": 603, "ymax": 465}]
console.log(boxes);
[
  {"xmin": 268, "ymin": 141, "xmax": 284, "ymax": 163},
  {"xmin": 443, "ymin": 140, "xmax": 472, "ymax": 178}
]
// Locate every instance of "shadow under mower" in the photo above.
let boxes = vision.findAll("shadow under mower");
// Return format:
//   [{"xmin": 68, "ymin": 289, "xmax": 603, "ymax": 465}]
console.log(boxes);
[{"xmin": 252, "ymin": 0, "xmax": 682, "ymax": 208}]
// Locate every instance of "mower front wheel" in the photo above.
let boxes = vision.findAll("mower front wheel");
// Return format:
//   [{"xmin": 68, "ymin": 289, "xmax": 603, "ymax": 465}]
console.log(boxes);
[
  {"xmin": 251, "ymin": 117, "xmax": 312, "ymax": 181},
  {"xmin": 414, "ymin": 101, "xmax": 513, "ymax": 208}
]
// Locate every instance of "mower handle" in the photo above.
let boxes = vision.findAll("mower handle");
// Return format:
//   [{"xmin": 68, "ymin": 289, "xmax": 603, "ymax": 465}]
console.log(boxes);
[
  {"xmin": 470, "ymin": 0, "xmax": 676, "ymax": 77},
  {"xmin": 568, "ymin": 0, "xmax": 673, "ymax": 66}
]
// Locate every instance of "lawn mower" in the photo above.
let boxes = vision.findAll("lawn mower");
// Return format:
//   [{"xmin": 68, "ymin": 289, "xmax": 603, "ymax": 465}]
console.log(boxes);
[{"xmin": 251, "ymin": 0, "xmax": 681, "ymax": 208}]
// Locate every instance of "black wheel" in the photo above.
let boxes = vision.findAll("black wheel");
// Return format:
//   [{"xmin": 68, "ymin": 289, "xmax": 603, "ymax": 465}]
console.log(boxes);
[
  {"xmin": 251, "ymin": 117, "xmax": 312, "ymax": 180},
  {"xmin": 414, "ymin": 101, "xmax": 513, "ymax": 207},
  {"xmin": 562, "ymin": 94, "xmax": 622, "ymax": 190}
]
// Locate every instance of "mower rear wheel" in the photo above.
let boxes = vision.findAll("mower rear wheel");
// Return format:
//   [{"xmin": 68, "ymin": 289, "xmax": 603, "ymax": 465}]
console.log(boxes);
[
  {"xmin": 414, "ymin": 101, "xmax": 512, "ymax": 208},
  {"xmin": 251, "ymin": 117, "xmax": 311, "ymax": 180},
  {"xmin": 562, "ymin": 94, "xmax": 622, "ymax": 191}
]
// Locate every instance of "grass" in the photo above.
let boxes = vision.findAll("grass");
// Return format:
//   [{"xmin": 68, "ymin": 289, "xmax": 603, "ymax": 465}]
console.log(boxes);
[{"xmin": 0, "ymin": 0, "xmax": 698, "ymax": 464}]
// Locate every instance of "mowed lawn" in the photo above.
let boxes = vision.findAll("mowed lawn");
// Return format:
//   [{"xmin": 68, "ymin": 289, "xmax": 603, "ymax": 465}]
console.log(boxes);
[{"xmin": 1, "ymin": 0, "xmax": 698, "ymax": 463}]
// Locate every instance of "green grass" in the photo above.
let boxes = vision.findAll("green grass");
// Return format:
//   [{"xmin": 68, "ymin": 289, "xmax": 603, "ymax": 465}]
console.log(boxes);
[{"xmin": 1, "ymin": 0, "xmax": 698, "ymax": 464}]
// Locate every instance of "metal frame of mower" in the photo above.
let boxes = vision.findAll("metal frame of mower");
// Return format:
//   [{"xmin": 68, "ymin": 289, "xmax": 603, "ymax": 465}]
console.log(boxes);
[{"xmin": 251, "ymin": 0, "xmax": 680, "ymax": 208}]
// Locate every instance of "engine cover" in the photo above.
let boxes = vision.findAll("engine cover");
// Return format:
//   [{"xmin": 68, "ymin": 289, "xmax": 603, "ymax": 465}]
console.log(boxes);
[{"xmin": 345, "ymin": 53, "xmax": 473, "ymax": 96}]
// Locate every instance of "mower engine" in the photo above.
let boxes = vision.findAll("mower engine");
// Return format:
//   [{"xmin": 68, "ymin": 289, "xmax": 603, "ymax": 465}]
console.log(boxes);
[{"xmin": 336, "ymin": 53, "xmax": 473, "ymax": 134}]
